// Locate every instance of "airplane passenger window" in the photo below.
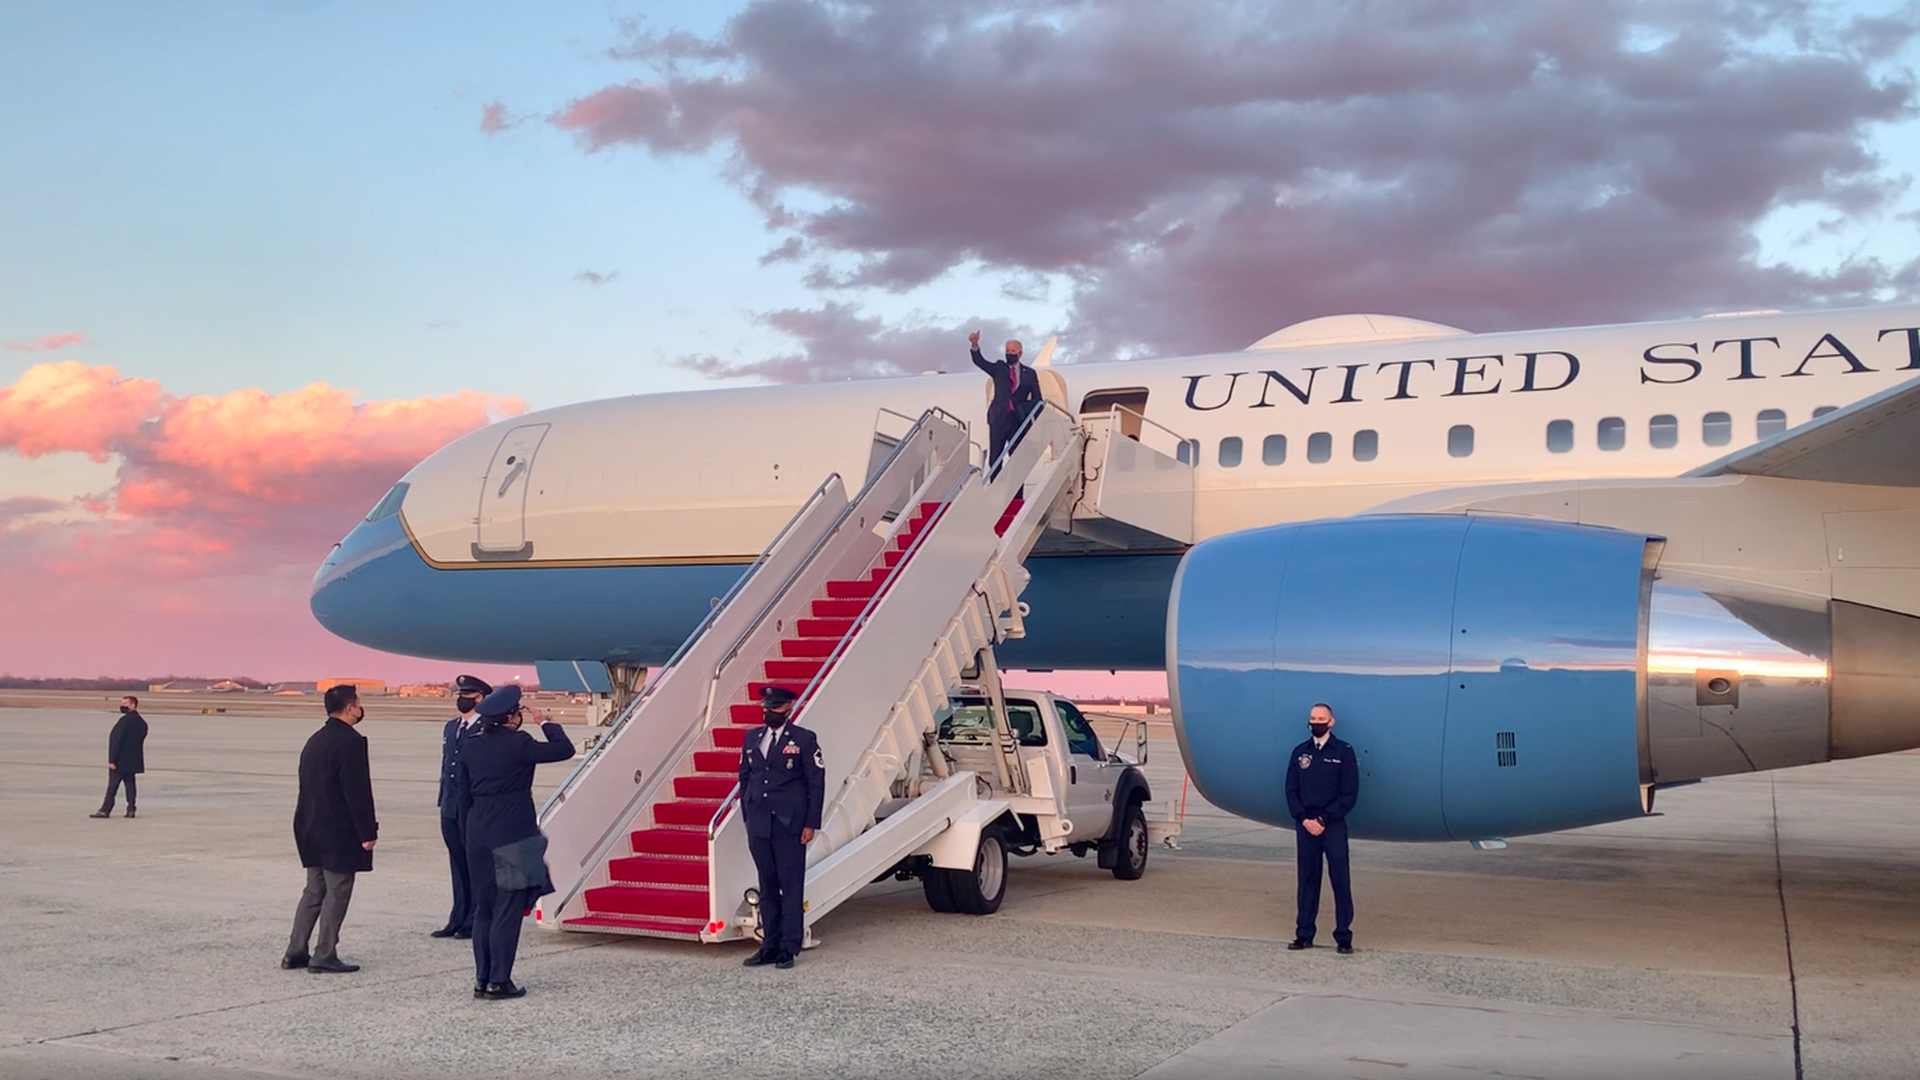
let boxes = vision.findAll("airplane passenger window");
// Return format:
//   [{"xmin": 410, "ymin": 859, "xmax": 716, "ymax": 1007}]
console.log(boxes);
[
  {"xmin": 1176, "ymin": 439, "xmax": 1200, "ymax": 465},
  {"xmin": 1756, "ymin": 409, "xmax": 1787, "ymax": 439},
  {"xmin": 1649, "ymin": 414, "xmax": 1678, "ymax": 449},
  {"xmin": 1218, "ymin": 437, "xmax": 1243, "ymax": 468},
  {"xmin": 1702, "ymin": 412, "xmax": 1732, "ymax": 447},
  {"xmin": 1447, "ymin": 424, "xmax": 1474, "ymax": 458},
  {"xmin": 1353, "ymin": 429, "xmax": 1378, "ymax": 462},
  {"xmin": 1307, "ymin": 432, "xmax": 1332, "ymax": 463},
  {"xmin": 1262, "ymin": 434, "xmax": 1288, "ymax": 465},
  {"xmin": 1598, "ymin": 416, "xmax": 1626, "ymax": 451},
  {"xmin": 1546, "ymin": 420, "xmax": 1573, "ymax": 453},
  {"xmin": 1812, "ymin": 405, "xmax": 1838, "ymax": 418}
]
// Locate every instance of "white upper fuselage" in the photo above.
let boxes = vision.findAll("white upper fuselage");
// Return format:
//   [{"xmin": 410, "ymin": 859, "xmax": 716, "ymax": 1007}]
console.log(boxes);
[{"xmin": 389, "ymin": 305, "xmax": 1920, "ymax": 568}]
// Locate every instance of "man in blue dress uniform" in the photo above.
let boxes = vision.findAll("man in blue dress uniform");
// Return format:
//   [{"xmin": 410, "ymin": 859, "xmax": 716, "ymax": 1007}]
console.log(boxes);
[
  {"xmin": 1284, "ymin": 702, "xmax": 1360, "ymax": 954},
  {"xmin": 739, "ymin": 685, "xmax": 825, "ymax": 970},
  {"xmin": 431, "ymin": 674, "xmax": 491, "ymax": 939}
]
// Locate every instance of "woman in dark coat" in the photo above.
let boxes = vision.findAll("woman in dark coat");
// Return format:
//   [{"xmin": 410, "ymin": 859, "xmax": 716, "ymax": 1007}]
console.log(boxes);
[{"xmin": 454, "ymin": 684, "xmax": 574, "ymax": 1000}]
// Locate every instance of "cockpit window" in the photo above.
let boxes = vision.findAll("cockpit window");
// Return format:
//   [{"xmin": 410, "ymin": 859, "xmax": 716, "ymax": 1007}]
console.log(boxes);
[{"xmin": 364, "ymin": 482, "xmax": 410, "ymax": 523}]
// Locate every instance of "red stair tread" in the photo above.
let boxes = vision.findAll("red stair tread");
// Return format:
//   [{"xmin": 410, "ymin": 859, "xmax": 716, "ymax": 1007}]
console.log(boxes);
[
  {"xmin": 654, "ymin": 799, "xmax": 723, "ymax": 827},
  {"xmin": 798, "ymin": 617, "xmax": 854, "ymax": 637},
  {"xmin": 562, "ymin": 914, "xmax": 705, "ymax": 938},
  {"xmin": 711, "ymin": 725, "xmax": 747, "ymax": 748},
  {"xmin": 674, "ymin": 775, "xmax": 736, "ymax": 800},
  {"xmin": 781, "ymin": 638, "xmax": 836, "ymax": 658},
  {"xmin": 609, "ymin": 855, "xmax": 710, "ymax": 887},
  {"xmin": 630, "ymin": 829, "xmax": 708, "ymax": 857},
  {"xmin": 694, "ymin": 750, "xmax": 739, "ymax": 773},
  {"xmin": 728, "ymin": 703, "xmax": 765, "ymax": 725},
  {"xmin": 826, "ymin": 578, "xmax": 878, "ymax": 600},
  {"xmin": 764, "ymin": 658, "xmax": 826, "ymax": 680},
  {"xmin": 585, "ymin": 884, "xmax": 710, "ymax": 920},
  {"xmin": 811, "ymin": 598, "xmax": 865, "ymax": 618},
  {"xmin": 883, "ymin": 549, "xmax": 904, "ymax": 567}
]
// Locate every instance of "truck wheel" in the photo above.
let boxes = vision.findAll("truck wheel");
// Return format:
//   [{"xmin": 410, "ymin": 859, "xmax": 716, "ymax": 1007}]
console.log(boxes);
[
  {"xmin": 921, "ymin": 865, "xmax": 958, "ymax": 913},
  {"xmin": 1111, "ymin": 800, "xmax": 1148, "ymax": 881},
  {"xmin": 947, "ymin": 832, "xmax": 1008, "ymax": 915}
]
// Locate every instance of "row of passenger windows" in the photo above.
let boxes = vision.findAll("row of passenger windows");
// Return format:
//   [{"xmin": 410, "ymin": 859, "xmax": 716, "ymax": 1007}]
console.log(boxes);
[{"xmin": 1173, "ymin": 407, "xmax": 1833, "ymax": 466}]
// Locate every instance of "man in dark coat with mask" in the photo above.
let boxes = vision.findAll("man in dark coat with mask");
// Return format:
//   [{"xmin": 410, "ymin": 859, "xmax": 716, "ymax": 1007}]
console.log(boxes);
[
  {"xmin": 431, "ymin": 674, "xmax": 492, "ymax": 940},
  {"xmin": 90, "ymin": 695, "xmax": 148, "ymax": 819},
  {"xmin": 284, "ymin": 685, "xmax": 379, "ymax": 974},
  {"xmin": 1284, "ymin": 702, "xmax": 1360, "ymax": 954},
  {"xmin": 739, "ymin": 685, "xmax": 826, "ymax": 970},
  {"xmin": 969, "ymin": 331, "xmax": 1044, "ymax": 477}
]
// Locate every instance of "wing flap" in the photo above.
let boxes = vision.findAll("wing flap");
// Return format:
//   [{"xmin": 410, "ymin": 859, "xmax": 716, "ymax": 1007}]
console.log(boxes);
[{"xmin": 1686, "ymin": 376, "xmax": 1920, "ymax": 487}]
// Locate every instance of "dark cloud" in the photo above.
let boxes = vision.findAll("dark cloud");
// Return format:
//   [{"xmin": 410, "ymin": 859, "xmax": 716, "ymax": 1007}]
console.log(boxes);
[
  {"xmin": 555, "ymin": 0, "xmax": 1920, "ymax": 369},
  {"xmin": 574, "ymin": 270, "xmax": 620, "ymax": 285},
  {"xmin": 0, "ymin": 496, "xmax": 62, "ymax": 525},
  {"xmin": 675, "ymin": 302, "xmax": 1032, "ymax": 381}
]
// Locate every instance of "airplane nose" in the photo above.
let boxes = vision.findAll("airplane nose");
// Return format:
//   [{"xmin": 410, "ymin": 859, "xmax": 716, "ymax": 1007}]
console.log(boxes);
[{"xmin": 308, "ymin": 512, "xmax": 415, "ymax": 641}]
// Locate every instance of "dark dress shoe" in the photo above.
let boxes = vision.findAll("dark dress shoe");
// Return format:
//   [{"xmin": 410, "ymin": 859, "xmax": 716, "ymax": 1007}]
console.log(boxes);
[
  {"xmin": 453, "ymin": 928, "xmax": 472, "ymax": 940},
  {"xmin": 1337, "ymin": 943, "xmax": 1354, "ymax": 955},
  {"xmin": 89, "ymin": 810, "xmax": 111, "ymax": 819},
  {"xmin": 429, "ymin": 926, "xmax": 459, "ymax": 939},
  {"xmin": 742, "ymin": 950, "xmax": 775, "ymax": 967},
  {"xmin": 124, "ymin": 808, "xmax": 136, "ymax": 818},
  {"xmin": 473, "ymin": 983, "xmax": 488, "ymax": 999},
  {"xmin": 307, "ymin": 959, "xmax": 360, "ymax": 974},
  {"xmin": 484, "ymin": 981, "xmax": 526, "ymax": 999},
  {"xmin": 280, "ymin": 954, "xmax": 309, "ymax": 970},
  {"xmin": 774, "ymin": 954, "xmax": 795, "ymax": 970},
  {"xmin": 1286, "ymin": 938, "xmax": 1314, "ymax": 951}
]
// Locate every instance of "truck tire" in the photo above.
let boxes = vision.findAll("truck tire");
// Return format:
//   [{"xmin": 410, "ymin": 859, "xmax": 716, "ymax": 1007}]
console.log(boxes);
[
  {"xmin": 946, "ymin": 832, "xmax": 1008, "ymax": 915},
  {"xmin": 921, "ymin": 865, "xmax": 958, "ymax": 913},
  {"xmin": 1110, "ymin": 799, "xmax": 1148, "ymax": 881}
]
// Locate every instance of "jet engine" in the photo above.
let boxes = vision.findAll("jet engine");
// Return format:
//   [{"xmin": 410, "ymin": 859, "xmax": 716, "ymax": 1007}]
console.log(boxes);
[{"xmin": 1167, "ymin": 514, "xmax": 1920, "ymax": 841}]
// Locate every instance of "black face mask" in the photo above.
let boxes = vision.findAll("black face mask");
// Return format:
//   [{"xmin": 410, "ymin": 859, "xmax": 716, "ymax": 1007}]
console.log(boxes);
[
  {"xmin": 1309, "ymin": 722, "xmax": 1331, "ymax": 738},
  {"xmin": 1006, "ymin": 353, "xmax": 1021, "ymax": 365},
  {"xmin": 119, "ymin": 706, "xmax": 131, "ymax": 715},
  {"xmin": 457, "ymin": 695, "xmax": 479, "ymax": 714},
  {"xmin": 763, "ymin": 708, "xmax": 788, "ymax": 728}
]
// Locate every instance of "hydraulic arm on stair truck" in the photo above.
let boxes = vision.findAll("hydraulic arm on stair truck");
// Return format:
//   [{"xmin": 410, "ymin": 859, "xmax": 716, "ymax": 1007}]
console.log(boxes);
[{"xmin": 532, "ymin": 403, "xmax": 1185, "ymax": 948}]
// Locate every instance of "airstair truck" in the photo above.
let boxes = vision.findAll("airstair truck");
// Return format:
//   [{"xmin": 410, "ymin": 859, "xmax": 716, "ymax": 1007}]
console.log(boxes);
[{"xmin": 533, "ymin": 403, "xmax": 1185, "ymax": 946}]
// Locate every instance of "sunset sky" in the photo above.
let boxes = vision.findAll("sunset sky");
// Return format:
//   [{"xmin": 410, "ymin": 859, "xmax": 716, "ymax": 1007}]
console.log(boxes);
[{"xmin": 3, "ymin": 0, "xmax": 1918, "ymax": 691}]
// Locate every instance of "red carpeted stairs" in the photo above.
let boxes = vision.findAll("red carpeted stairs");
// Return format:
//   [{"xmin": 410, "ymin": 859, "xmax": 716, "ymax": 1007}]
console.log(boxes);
[{"xmin": 565, "ymin": 494, "xmax": 1021, "ymax": 938}]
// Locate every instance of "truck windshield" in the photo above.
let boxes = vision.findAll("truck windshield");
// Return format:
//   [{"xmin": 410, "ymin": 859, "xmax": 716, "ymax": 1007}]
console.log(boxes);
[{"xmin": 937, "ymin": 699, "xmax": 1047, "ymax": 747}]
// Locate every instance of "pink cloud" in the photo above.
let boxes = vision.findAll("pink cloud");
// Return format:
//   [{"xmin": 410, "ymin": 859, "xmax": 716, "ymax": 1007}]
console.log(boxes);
[
  {"xmin": 479, "ymin": 101, "xmax": 514, "ymax": 135},
  {"xmin": 5, "ymin": 331, "xmax": 89, "ymax": 352},
  {"xmin": 0, "ymin": 362, "xmax": 526, "ymax": 678}
]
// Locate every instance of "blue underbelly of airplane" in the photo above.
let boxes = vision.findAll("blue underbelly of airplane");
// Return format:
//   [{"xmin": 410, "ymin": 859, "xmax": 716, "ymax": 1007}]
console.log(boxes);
[{"xmin": 309, "ymin": 513, "xmax": 1180, "ymax": 670}]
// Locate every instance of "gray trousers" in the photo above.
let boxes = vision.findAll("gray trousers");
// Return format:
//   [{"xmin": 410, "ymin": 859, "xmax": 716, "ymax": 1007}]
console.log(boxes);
[{"xmin": 287, "ymin": 867, "xmax": 356, "ymax": 962}]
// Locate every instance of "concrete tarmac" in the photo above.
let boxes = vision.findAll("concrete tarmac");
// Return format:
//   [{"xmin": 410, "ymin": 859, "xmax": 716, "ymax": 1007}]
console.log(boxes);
[{"xmin": 2, "ymin": 705, "xmax": 1917, "ymax": 1079}]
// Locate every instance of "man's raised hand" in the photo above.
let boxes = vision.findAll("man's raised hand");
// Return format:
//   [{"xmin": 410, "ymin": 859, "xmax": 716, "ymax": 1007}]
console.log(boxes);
[{"xmin": 968, "ymin": 331, "xmax": 980, "ymax": 348}]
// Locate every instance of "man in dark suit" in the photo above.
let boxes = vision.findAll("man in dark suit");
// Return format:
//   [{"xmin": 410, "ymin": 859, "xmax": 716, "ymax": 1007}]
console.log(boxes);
[
  {"xmin": 284, "ymin": 685, "xmax": 379, "ymax": 974},
  {"xmin": 431, "ymin": 674, "xmax": 492, "ymax": 940},
  {"xmin": 739, "ymin": 685, "xmax": 825, "ymax": 970},
  {"xmin": 968, "ymin": 330, "xmax": 1044, "ymax": 477},
  {"xmin": 1284, "ymin": 702, "xmax": 1361, "ymax": 954},
  {"xmin": 90, "ymin": 696, "xmax": 147, "ymax": 819}
]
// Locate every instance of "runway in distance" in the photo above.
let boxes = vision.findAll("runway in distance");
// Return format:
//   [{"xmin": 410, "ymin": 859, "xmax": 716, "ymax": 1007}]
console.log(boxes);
[{"xmin": 312, "ymin": 303, "xmax": 1920, "ymax": 842}]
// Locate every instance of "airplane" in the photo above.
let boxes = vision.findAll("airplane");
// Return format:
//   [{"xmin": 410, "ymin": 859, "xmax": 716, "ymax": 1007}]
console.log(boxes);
[{"xmin": 311, "ymin": 304, "xmax": 1920, "ymax": 843}]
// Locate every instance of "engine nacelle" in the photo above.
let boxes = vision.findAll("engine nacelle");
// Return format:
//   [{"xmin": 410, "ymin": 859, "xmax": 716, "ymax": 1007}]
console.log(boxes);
[{"xmin": 1169, "ymin": 515, "xmax": 1657, "ymax": 841}]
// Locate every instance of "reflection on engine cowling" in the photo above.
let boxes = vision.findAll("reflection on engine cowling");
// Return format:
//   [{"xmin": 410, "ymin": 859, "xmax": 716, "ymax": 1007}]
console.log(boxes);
[{"xmin": 1646, "ymin": 575, "xmax": 1831, "ymax": 783}]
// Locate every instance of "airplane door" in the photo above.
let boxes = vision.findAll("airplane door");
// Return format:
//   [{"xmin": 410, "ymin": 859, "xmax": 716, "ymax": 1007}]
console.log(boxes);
[{"xmin": 474, "ymin": 423, "xmax": 549, "ymax": 560}]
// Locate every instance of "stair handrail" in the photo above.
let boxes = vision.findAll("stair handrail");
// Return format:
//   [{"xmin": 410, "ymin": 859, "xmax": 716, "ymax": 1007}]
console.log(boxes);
[
  {"xmin": 1099, "ymin": 402, "xmax": 1190, "ymax": 460},
  {"xmin": 541, "ymin": 470, "xmax": 844, "ymax": 817}
]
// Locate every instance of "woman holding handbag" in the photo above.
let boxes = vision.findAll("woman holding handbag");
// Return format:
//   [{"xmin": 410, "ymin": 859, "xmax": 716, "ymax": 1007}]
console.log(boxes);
[{"xmin": 454, "ymin": 684, "xmax": 574, "ymax": 999}]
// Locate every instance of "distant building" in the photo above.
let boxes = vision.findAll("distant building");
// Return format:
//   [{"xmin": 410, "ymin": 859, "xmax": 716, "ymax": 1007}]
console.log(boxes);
[
  {"xmin": 150, "ymin": 680, "xmax": 216, "ymax": 693},
  {"xmin": 318, "ymin": 678, "xmax": 387, "ymax": 695},
  {"xmin": 269, "ymin": 681, "xmax": 318, "ymax": 695},
  {"xmin": 209, "ymin": 680, "xmax": 248, "ymax": 693},
  {"xmin": 398, "ymin": 684, "xmax": 451, "ymax": 697}
]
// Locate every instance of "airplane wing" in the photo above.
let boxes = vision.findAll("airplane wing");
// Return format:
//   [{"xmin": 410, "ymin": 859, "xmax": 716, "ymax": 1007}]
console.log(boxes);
[{"xmin": 1685, "ymin": 374, "xmax": 1920, "ymax": 487}]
